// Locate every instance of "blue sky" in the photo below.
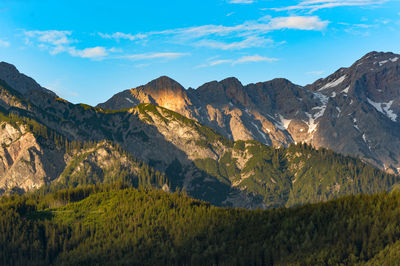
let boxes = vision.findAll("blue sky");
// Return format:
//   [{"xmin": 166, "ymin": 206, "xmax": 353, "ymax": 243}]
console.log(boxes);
[{"xmin": 0, "ymin": 0, "xmax": 399, "ymax": 105}]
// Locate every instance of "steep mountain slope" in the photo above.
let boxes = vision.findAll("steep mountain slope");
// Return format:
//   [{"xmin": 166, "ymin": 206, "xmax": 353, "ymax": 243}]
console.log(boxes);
[
  {"xmin": 0, "ymin": 72, "xmax": 396, "ymax": 208},
  {"xmin": 98, "ymin": 76, "xmax": 316, "ymax": 147},
  {"xmin": 0, "ymin": 112, "xmax": 167, "ymax": 195},
  {"xmin": 0, "ymin": 58, "xmax": 398, "ymax": 208},
  {"xmin": 0, "ymin": 83, "xmax": 167, "ymax": 195},
  {"xmin": 98, "ymin": 51, "xmax": 400, "ymax": 173},
  {"xmin": 306, "ymin": 51, "xmax": 400, "ymax": 173}
]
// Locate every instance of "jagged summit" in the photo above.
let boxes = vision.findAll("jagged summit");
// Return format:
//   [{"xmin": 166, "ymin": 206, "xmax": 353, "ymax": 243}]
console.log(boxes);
[
  {"xmin": 98, "ymin": 51, "xmax": 400, "ymax": 173},
  {"xmin": 219, "ymin": 77, "xmax": 242, "ymax": 86},
  {"xmin": 142, "ymin": 75, "xmax": 185, "ymax": 93},
  {"xmin": 97, "ymin": 75, "xmax": 192, "ymax": 115},
  {"xmin": 358, "ymin": 51, "xmax": 398, "ymax": 61}
]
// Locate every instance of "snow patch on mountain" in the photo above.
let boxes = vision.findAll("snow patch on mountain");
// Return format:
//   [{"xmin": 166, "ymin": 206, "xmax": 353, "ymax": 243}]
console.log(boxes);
[
  {"xmin": 278, "ymin": 115, "xmax": 292, "ymax": 130},
  {"xmin": 125, "ymin": 97, "xmax": 134, "ymax": 104},
  {"xmin": 341, "ymin": 86, "xmax": 350, "ymax": 94},
  {"xmin": 313, "ymin": 92, "xmax": 329, "ymax": 105},
  {"xmin": 312, "ymin": 105, "xmax": 326, "ymax": 120},
  {"xmin": 390, "ymin": 57, "xmax": 399, "ymax": 62},
  {"xmin": 367, "ymin": 98, "xmax": 397, "ymax": 122},
  {"xmin": 362, "ymin": 133, "xmax": 372, "ymax": 151},
  {"xmin": 379, "ymin": 60, "xmax": 389, "ymax": 66},
  {"xmin": 353, "ymin": 118, "xmax": 360, "ymax": 131},
  {"xmin": 318, "ymin": 75, "xmax": 346, "ymax": 91},
  {"xmin": 305, "ymin": 112, "xmax": 318, "ymax": 133},
  {"xmin": 303, "ymin": 92, "xmax": 329, "ymax": 134},
  {"xmin": 251, "ymin": 122, "xmax": 268, "ymax": 142},
  {"xmin": 362, "ymin": 133, "xmax": 367, "ymax": 143}
]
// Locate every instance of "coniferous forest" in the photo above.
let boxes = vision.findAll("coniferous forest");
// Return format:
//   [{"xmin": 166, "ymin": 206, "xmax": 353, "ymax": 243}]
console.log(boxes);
[{"xmin": 1, "ymin": 183, "xmax": 400, "ymax": 265}]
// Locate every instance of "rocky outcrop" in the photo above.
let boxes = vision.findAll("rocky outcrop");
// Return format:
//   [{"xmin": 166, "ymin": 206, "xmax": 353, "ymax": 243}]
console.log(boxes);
[
  {"xmin": 98, "ymin": 51, "xmax": 400, "ymax": 173},
  {"xmin": 0, "ymin": 122, "xmax": 64, "ymax": 194}
]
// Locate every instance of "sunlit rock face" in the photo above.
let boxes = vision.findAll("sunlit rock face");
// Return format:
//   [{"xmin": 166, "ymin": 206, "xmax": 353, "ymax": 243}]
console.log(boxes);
[{"xmin": 99, "ymin": 52, "xmax": 400, "ymax": 173}]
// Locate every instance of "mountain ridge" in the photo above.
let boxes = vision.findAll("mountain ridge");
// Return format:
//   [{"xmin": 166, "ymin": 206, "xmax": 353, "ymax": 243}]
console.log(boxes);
[
  {"xmin": 98, "ymin": 51, "xmax": 400, "ymax": 174},
  {"xmin": 0, "ymin": 51, "xmax": 399, "ymax": 209}
]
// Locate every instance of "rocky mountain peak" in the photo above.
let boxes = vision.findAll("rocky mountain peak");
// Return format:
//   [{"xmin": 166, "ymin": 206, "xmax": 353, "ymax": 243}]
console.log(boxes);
[
  {"xmin": 194, "ymin": 77, "xmax": 249, "ymax": 107},
  {"xmin": 132, "ymin": 76, "xmax": 192, "ymax": 114},
  {"xmin": 143, "ymin": 76, "xmax": 185, "ymax": 94},
  {"xmin": 98, "ymin": 75, "xmax": 194, "ymax": 117},
  {"xmin": 96, "ymin": 51, "xmax": 400, "ymax": 173},
  {"xmin": 219, "ymin": 77, "xmax": 242, "ymax": 87},
  {"xmin": 358, "ymin": 51, "xmax": 398, "ymax": 63}
]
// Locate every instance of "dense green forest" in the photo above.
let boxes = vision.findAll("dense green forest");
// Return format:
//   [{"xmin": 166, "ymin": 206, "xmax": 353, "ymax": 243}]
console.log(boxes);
[
  {"xmin": 194, "ymin": 140, "xmax": 398, "ymax": 207},
  {"xmin": 1, "ymin": 184, "xmax": 400, "ymax": 265}
]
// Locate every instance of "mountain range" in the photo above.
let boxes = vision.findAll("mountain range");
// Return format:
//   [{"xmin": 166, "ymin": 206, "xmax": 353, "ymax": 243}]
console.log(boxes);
[
  {"xmin": 99, "ymin": 51, "xmax": 400, "ymax": 174},
  {"xmin": 0, "ymin": 51, "xmax": 399, "ymax": 208}
]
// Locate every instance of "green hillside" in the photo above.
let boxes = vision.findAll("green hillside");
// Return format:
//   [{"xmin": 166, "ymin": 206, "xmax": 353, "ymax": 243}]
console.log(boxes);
[{"xmin": 1, "ymin": 185, "xmax": 400, "ymax": 265}]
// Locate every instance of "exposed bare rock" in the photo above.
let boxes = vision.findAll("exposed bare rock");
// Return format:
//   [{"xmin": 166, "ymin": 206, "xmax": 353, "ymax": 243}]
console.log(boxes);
[{"xmin": 98, "ymin": 51, "xmax": 400, "ymax": 173}]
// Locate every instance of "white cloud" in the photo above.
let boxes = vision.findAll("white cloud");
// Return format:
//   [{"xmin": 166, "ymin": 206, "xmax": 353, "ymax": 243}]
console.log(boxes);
[
  {"xmin": 273, "ymin": 0, "xmax": 388, "ymax": 12},
  {"xmin": 234, "ymin": 55, "xmax": 278, "ymax": 64},
  {"xmin": 267, "ymin": 16, "xmax": 329, "ymax": 30},
  {"xmin": 210, "ymin": 59, "xmax": 233, "ymax": 66},
  {"xmin": 101, "ymin": 15, "xmax": 328, "ymax": 52},
  {"xmin": 70, "ymin": 47, "xmax": 109, "ymax": 58},
  {"xmin": 195, "ymin": 36, "xmax": 272, "ymax": 50},
  {"xmin": 24, "ymin": 30, "xmax": 111, "ymax": 59},
  {"xmin": 156, "ymin": 15, "xmax": 328, "ymax": 39},
  {"xmin": 25, "ymin": 30, "xmax": 73, "ymax": 46},
  {"xmin": 0, "ymin": 39, "xmax": 9, "ymax": 47},
  {"xmin": 200, "ymin": 55, "xmax": 278, "ymax": 67},
  {"xmin": 120, "ymin": 52, "xmax": 189, "ymax": 60},
  {"xmin": 229, "ymin": 0, "xmax": 255, "ymax": 4},
  {"xmin": 98, "ymin": 32, "xmax": 147, "ymax": 41}
]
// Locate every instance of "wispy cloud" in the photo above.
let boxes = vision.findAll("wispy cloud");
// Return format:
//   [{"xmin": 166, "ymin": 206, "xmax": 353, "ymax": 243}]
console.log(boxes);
[
  {"xmin": 195, "ymin": 36, "xmax": 272, "ymax": 50},
  {"xmin": 157, "ymin": 16, "xmax": 328, "ymax": 38},
  {"xmin": 228, "ymin": 0, "xmax": 255, "ymax": 4},
  {"xmin": 273, "ymin": 0, "xmax": 388, "ymax": 13},
  {"xmin": 209, "ymin": 59, "xmax": 233, "ymax": 66},
  {"xmin": 338, "ymin": 21, "xmax": 376, "ymax": 36},
  {"xmin": 24, "ymin": 30, "xmax": 112, "ymax": 59},
  {"xmin": 101, "ymin": 15, "xmax": 328, "ymax": 53},
  {"xmin": 70, "ymin": 47, "xmax": 109, "ymax": 58},
  {"xmin": 266, "ymin": 16, "xmax": 329, "ymax": 30},
  {"xmin": 234, "ymin": 55, "xmax": 277, "ymax": 64},
  {"xmin": 98, "ymin": 32, "xmax": 147, "ymax": 41},
  {"xmin": 119, "ymin": 52, "xmax": 189, "ymax": 60},
  {"xmin": 0, "ymin": 39, "xmax": 9, "ymax": 47},
  {"xmin": 199, "ymin": 55, "xmax": 277, "ymax": 67},
  {"xmin": 25, "ymin": 30, "xmax": 74, "ymax": 46}
]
